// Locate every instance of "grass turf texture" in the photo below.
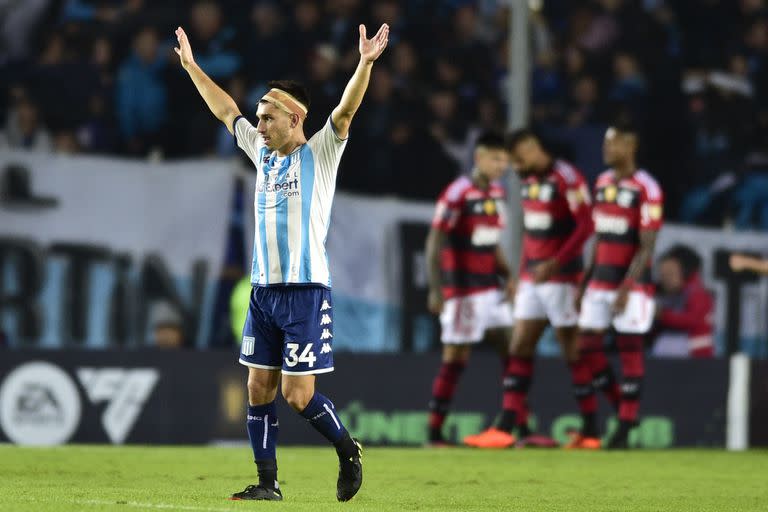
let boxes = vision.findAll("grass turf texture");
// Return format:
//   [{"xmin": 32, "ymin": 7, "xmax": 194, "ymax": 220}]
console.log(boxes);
[{"xmin": 2, "ymin": 445, "xmax": 766, "ymax": 511}]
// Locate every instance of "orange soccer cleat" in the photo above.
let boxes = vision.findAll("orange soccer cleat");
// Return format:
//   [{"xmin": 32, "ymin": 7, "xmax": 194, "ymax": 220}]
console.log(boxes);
[
  {"xmin": 463, "ymin": 427, "xmax": 517, "ymax": 449},
  {"xmin": 564, "ymin": 432, "xmax": 602, "ymax": 450}
]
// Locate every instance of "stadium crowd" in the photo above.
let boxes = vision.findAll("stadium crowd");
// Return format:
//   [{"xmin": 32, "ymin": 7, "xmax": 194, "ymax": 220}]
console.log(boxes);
[{"xmin": 0, "ymin": 0, "xmax": 767, "ymax": 222}]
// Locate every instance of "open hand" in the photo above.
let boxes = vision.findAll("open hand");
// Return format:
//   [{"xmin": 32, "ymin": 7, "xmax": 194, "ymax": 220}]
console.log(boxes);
[
  {"xmin": 174, "ymin": 26, "xmax": 194, "ymax": 69},
  {"xmin": 612, "ymin": 286, "xmax": 630, "ymax": 314},
  {"xmin": 428, "ymin": 289, "xmax": 444, "ymax": 316},
  {"xmin": 359, "ymin": 23, "xmax": 389, "ymax": 63}
]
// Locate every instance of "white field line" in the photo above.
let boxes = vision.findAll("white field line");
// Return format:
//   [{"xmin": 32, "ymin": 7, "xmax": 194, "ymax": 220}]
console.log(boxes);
[{"xmin": 22, "ymin": 497, "xmax": 244, "ymax": 512}]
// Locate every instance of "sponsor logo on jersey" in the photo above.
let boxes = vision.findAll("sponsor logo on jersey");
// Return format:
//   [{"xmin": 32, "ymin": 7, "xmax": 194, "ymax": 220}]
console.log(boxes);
[
  {"xmin": 320, "ymin": 300, "xmax": 331, "ymax": 311},
  {"xmin": 321, "ymin": 343, "xmax": 332, "ymax": 354},
  {"xmin": 594, "ymin": 214, "xmax": 630, "ymax": 234},
  {"xmin": 257, "ymin": 174, "xmax": 300, "ymax": 197},
  {"xmin": 471, "ymin": 225, "xmax": 501, "ymax": 246},
  {"xmin": 320, "ymin": 314, "xmax": 332, "ymax": 326},
  {"xmin": 603, "ymin": 185, "xmax": 617, "ymax": 203},
  {"xmin": 523, "ymin": 211, "xmax": 553, "ymax": 231}
]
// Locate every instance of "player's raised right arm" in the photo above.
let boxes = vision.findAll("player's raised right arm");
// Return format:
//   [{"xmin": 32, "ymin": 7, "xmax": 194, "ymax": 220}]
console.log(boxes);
[{"xmin": 174, "ymin": 27, "xmax": 241, "ymax": 135}]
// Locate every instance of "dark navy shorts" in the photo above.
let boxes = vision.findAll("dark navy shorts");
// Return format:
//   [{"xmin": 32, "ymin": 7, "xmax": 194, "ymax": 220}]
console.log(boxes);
[{"xmin": 239, "ymin": 286, "xmax": 334, "ymax": 375}]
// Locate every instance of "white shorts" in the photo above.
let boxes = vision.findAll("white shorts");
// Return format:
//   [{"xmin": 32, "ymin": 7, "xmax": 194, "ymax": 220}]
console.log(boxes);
[
  {"xmin": 577, "ymin": 287, "xmax": 656, "ymax": 334},
  {"xmin": 440, "ymin": 289, "xmax": 514, "ymax": 344},
  {"xmin": 513, "ymin": 281, "xmax": 578, "ymax": 327}
]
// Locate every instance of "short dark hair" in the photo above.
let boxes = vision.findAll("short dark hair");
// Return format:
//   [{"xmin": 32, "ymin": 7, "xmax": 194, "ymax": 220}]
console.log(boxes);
[
  {"xmin": 506, "ymin": 128, "xmax": 539, "ymax": 149},
  {"xmin": 475, "ymin": 131, "xmax": 506, "ymax": 151},
  {"xmin": 660, "ymin": 244, "xmax": 702, "ymax": 278},
  {"xmin": 264, "ymin": 80, "xmax": 311, "ymax": 111},
  {"xmin": 610, "ymin": 118, "xmax": 640, "ymax": 137}
]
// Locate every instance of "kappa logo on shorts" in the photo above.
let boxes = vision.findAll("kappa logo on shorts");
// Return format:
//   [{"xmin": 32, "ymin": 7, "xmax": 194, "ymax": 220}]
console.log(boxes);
[
  {"xmin": 320, "ymin": 329, "xmax": 333, "ymax": 340},
  {"xmin": 320, "ymin": 300, "xmax": 331, "ymax": 311},
  {"xmin": 242, "ymin": 336, "xmax": 255, "ymax": 356},
  {"xmin": 320, "ymin": 314, "xmax": 332, "ymax": 326},
  {"xmin": 320, "ymin": 343, "xmax": 332, "ymax": 354}
]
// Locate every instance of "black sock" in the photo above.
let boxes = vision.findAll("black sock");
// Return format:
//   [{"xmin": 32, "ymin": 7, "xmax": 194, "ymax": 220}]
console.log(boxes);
[
  {"xmin": 428, "ymin": 427, "xmax": 444, "ymax": 442},
  {"xmin": 615, "ymin": 420, "xmax": 633, "ymax": 438},
  {"xmin": 334, "ymin": 431, "xmax": 358, "ymax": 460},
  {"xmin": 581, "ymin": 413, "xmax": 598, "ymax": 438},
  {"xmin": 495, "ymin": 410, "xmax": 517, "ymax": 433},
  {"xmin": 517, "ymin": 422, "xmax": 531, "ymax": 438},
  {"xmin": 255, "ymin": 459, "xmax": 278, "ymax": 489}
]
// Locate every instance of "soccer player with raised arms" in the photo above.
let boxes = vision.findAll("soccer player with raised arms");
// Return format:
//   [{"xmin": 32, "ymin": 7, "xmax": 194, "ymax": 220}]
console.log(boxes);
[{"xmin": 174, "ymin": 22, "xmax": 389, "ymax": 501}]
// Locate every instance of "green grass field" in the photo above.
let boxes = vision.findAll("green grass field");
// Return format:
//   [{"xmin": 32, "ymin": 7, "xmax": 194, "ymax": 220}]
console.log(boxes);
[{"xmin": 2, "ymin": 445, "xmax": 766, "ymax": 511}]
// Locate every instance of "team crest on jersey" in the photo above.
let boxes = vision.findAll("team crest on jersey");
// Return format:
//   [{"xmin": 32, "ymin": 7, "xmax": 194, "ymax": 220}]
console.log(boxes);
[
  {"xmin": 649, "ymin": 204, "xmax": 663, "ymax": 220},
  {"xmin": 527, "ymin": 183, "xmax": 540, "ymax": 199},
  {"xmin": 617, "ymin": 189, "xmax": 635, "ymax": 207},
  {"xmin": 603, "ymin": 185, "xmax": 618, "ymax": 203},
  {"xmin": 483, "ymin": 199, "xmax": 497, "ymax": 215}
]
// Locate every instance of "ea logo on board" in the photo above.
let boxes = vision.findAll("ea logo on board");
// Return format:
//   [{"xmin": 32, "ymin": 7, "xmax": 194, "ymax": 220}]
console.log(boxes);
[{"xmin": 0, "ymin": 361, "xmax": 81, "ymax": 445}]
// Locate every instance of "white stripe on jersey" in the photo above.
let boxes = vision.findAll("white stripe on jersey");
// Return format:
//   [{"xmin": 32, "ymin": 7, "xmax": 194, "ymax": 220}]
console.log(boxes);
[
  {"xmin": 554, "ymin": 159, "xmax": 578, "ymax": 184},
  {"xmin": 634, "ymin": 169, "xmax": 662, "ymax": 200},
  {"xmin": 264, "ymin": 170, "xmax": 281, "ymax": 284},
  {"xmin": 286, "ymin": 156, "xmax": 303, "ymax": 282}
]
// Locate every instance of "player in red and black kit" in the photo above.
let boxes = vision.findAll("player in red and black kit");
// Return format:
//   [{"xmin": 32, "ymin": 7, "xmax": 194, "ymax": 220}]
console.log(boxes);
[
  {"xmin": 573, "ymin": 122, "xmax": 664, "ymax": 449},
  {"xmin": 464, "ymin": 129, "xmax": 596, "ymax": 449},
  {"xmin": 426, "ymin": 132, "xmax": 515, "ymax": 446}
]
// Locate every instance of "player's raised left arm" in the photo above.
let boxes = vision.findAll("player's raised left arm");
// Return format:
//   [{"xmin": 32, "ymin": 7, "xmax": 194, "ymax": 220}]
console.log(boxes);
[{"xmin": 331, "ymin": 23, "xmax": 389, "ymax": 139}]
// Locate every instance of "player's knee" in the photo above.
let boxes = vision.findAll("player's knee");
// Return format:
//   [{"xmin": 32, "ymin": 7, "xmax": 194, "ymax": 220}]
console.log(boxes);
[
  {"xmin": 247, "ymin": 373, "xmax": 278, "ymax": 405},
  {"xmin": 282, "ymin": 384, "xmax": 313, "ymax": 412}
]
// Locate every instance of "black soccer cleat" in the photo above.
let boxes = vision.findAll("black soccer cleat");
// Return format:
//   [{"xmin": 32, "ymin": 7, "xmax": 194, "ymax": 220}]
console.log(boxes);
[
  {"xmin": 230, "ymin": 484, "xmax": 283, "ymax": 501},
  {"xmin": 604, "ymin": 431, "xmax": 630, "ymax": 450},
  {"xmin": 336, "ymin": 438, "xmax": 363, "ymax": 502}
]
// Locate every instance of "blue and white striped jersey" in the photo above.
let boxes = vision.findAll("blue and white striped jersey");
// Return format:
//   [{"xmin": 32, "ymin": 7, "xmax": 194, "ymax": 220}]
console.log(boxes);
[{"xmin": 234, "ymin": 116, "xmax": 347, "ymax": 288}]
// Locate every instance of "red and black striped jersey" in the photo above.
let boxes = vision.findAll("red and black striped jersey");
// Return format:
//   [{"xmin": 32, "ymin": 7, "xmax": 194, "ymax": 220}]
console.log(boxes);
[
  {"xmin": 589, "ymin": 169, "xmax": 664, "ymax": 291},
  {"xmin": 432, "ymin": 175, "xmax": 506, "ymax": 299},
  {"xmin": 520, "ymin": 160, "xmax": 592, "ymax": 283}
]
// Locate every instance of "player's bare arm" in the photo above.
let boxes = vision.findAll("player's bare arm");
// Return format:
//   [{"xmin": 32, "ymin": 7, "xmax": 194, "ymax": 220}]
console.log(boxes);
[
  {"xmin": 174, "ymin": 26, "xmax": 241, "ymax": 135},
  {"xmin": 331, "ymin": 24, "xmax": 389, "ymax": 139},
  {"xmin": 575, "ymin": 240, "xmax": 597, "ymax": 310},
  {"xmin": 495, "ymin": 246, "xmax": 516, "ymax": 299},
  {"xmin": 614, "ymin": 229, "xmax": 657, "ymax": 313},
  {"xmin": 426, "ymin": 227, "xmax": 446, "ymax": 314},
  {"xmin": 730, "ymin": 254, "xmax": 768, "ymax": 275}
]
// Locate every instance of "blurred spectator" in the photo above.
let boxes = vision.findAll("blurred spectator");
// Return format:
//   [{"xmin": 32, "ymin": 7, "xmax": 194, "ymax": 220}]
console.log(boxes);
[
  {"xmin": 0, "ymin": 97, "xmax": 52, "ymax": 152},
  {"xmin": 566, "ymin": 75, "xmax": 602, "ymax": 127},
  {"xmin": 653, "ymin": 245, "xmax": 715, "ymax": 358},
  {"xmin": 304, "ymin": 44, "xmax": 342, "ymax": 135},
  {"xmin": 149, "ymin": 301, "xmax": 186, "ymax": 349},
  {"xmin": 0, "ymin": 0, "xmax": 51, "ymax": 63},
  {"xmin": 0, "ymin": 0, "xmax": 763, "ymax": 214},
  {"xmin": 116, "ymin": 26, "xmax": 168, "ymax": 155},
  {"xmin": 243, "ymin": 1, "xmax": 289, "ymax": 84},
  {"xmin": 62, "ymin": 0, "xmax": 144, "ymax": 24}
]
